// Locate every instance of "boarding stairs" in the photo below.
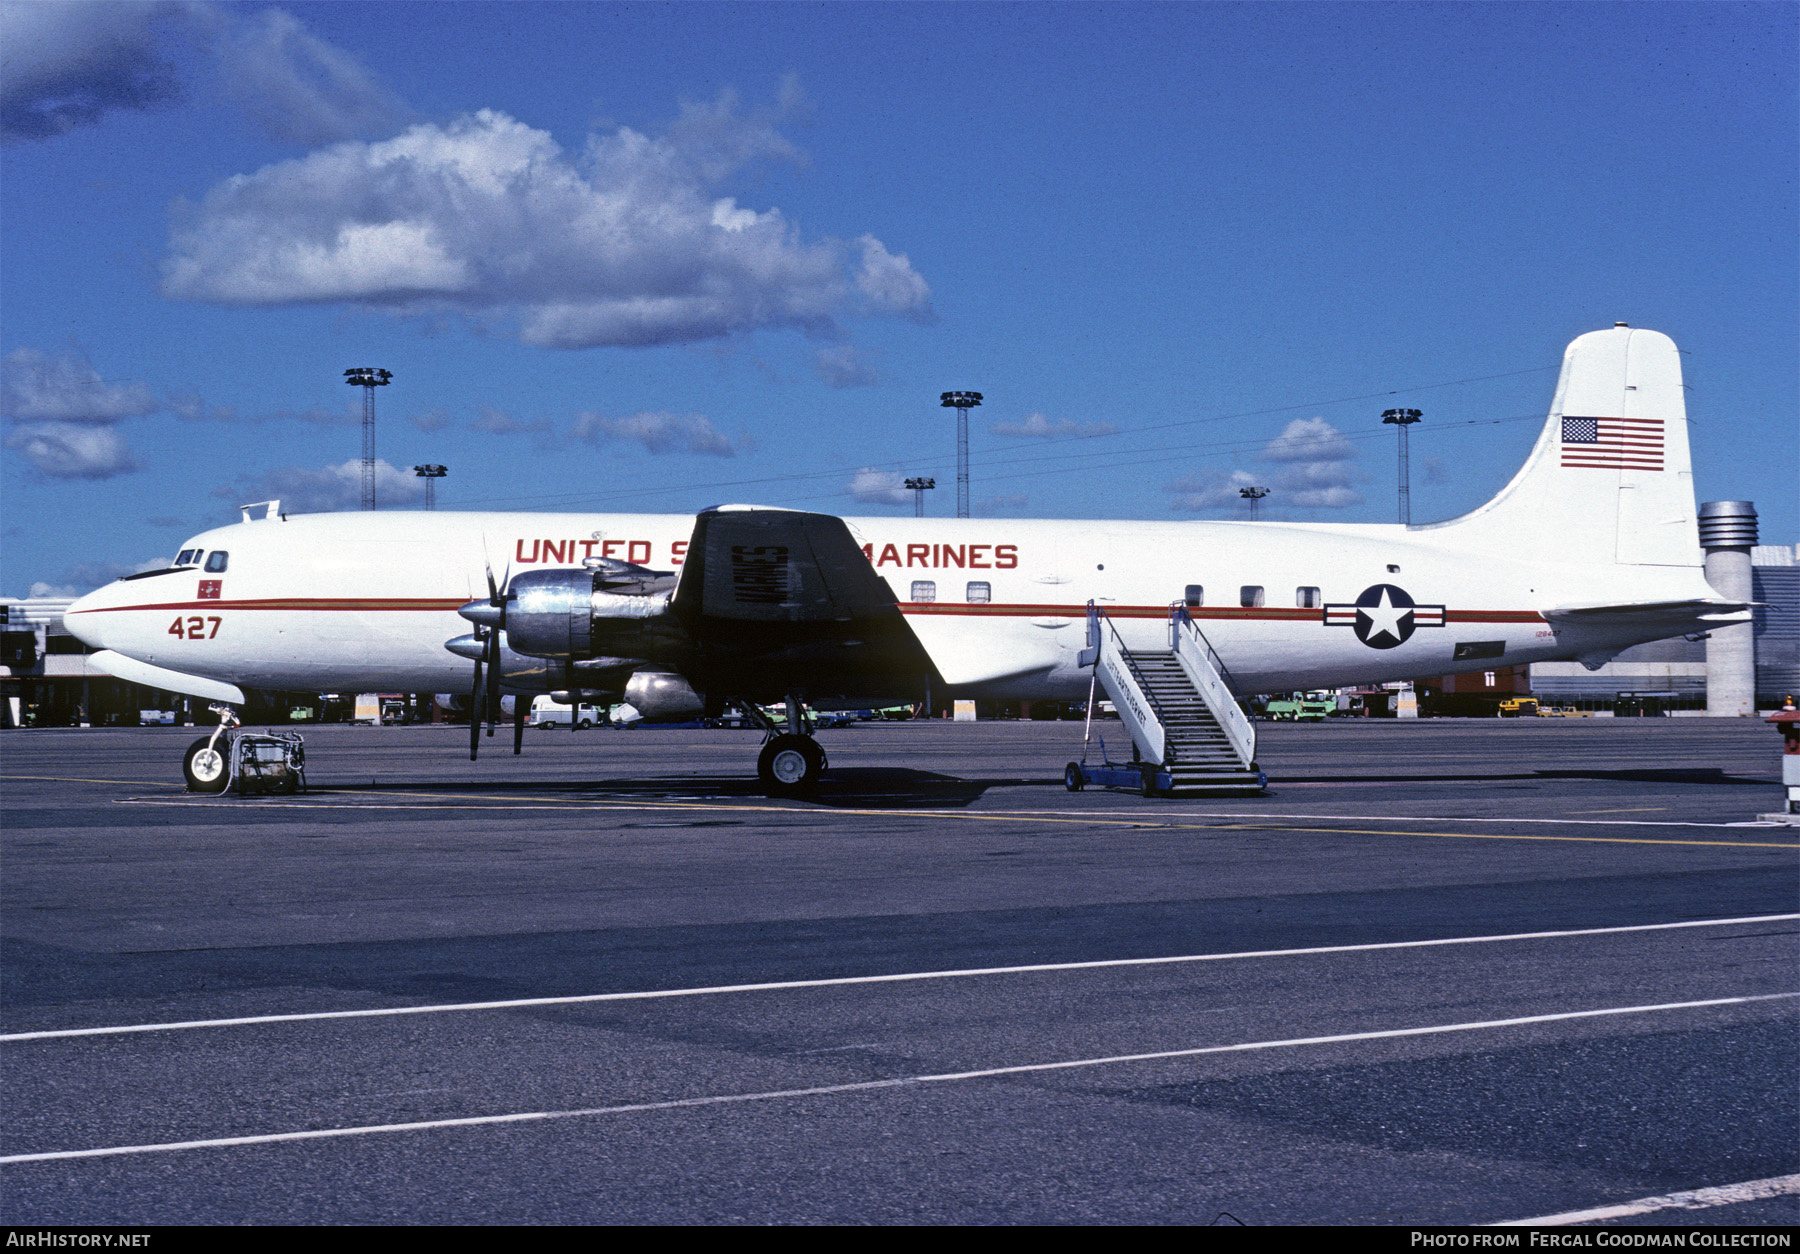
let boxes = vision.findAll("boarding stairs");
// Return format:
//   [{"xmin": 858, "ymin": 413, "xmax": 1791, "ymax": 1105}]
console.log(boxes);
[{"xmin": 1076, "ymin": 603, "xmax": 1264, "ymax": 795}]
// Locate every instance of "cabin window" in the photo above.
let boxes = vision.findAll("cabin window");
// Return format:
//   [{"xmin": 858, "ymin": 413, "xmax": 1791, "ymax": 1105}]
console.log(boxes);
[
  {"xmin": 1240, "ymin": 585, "xmax": 1263, "ymax": 608},
  {"xmin": 204, "ymin": 551, "xmax": 229, "ymax": 573},
  {"xmin": 1184, "ymin": 585, "xmax": 1204, "ymax": 608},
  {"xmin": 910, "ymin": 580, "xmax": 936, "ymax": 603},
  {"xmin": 1296, "ymin": 586, "xmax": 1320, "ymax": 608},
  {"xmin": 966, "ymin": 581, "xmax": 991, "ymax": 603}
]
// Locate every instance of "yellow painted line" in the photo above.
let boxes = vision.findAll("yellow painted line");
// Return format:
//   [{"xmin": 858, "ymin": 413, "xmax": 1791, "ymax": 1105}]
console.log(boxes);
[
  {"xmin": 1570, "ymin": 807, "xmax": 1668, "ymax": 815},
  {"xmin": 2, "ymin": 774, "xmax": 180, "ymax": 788},
  {"xmin": 1220, "ymin": 823, "xmax": 1800, "ymax": 851}
]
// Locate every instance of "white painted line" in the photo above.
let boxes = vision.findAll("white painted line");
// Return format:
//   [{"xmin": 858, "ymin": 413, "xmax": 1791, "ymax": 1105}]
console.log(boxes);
[
  {"xmin": 4, "ymin": 992, "xmax": 1792, "ymax": 1166},
  {"xmin": 1008, "ymin": 807, "xmax": 1784, "ymax": 831},
  {"xmin": 3, "ymin": 914, "xmax": 1793, "ymax": 1044},
  {"xmin": 1492, "ymin": 1172, "xmax": 1800, "ymax": 1226}
]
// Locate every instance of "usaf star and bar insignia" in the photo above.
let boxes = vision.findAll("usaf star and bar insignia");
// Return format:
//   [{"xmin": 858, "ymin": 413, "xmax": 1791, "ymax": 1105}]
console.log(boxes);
[{"xmin": 1322, "ymin": 583, "xmax": 1445, "ymax": 649}]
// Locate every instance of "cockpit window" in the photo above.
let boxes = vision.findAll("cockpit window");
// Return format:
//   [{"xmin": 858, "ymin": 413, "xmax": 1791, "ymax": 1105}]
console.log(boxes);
[
  {"xmin": 176, "ymin": 549, "xmax": 199, "ymax": 566},
  {"xmin": 203, "ymin": 551, "xmax": 229, "ymax": 573}
]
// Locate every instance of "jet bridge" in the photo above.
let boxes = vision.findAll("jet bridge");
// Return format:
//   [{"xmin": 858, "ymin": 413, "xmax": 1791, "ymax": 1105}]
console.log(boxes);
[{"xmin": 1070, "ymin": 602, "xmax": 1265, "ymax": 796}]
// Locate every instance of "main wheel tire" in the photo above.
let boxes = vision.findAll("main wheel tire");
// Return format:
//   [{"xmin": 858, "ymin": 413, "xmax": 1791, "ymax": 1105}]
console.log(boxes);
[
  {"xmin": 758, "ymin": 734, "xmax": 824, "ymax": 796},
  {"xmin": 1064, "ymin": 762, "xmax": 1085, "ymax": 792},
  {"xmin": 183, "ymin": 735, "xmax": 231, "ymax": 793}
]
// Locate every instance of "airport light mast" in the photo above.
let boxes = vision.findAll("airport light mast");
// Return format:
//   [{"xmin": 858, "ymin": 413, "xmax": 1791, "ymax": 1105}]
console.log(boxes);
[
  {"xmin": 413, "ymin": 463, "xmax": 447, "ymax": 510},
  {"xmin": 940, "ymin": 391, "xmax": 982, "ymax": 519},
  {"xmin": 1239, "ymin": 485, "xmax": 1269, "ymax": 520},
  {"xmin": 905, "ymin": 476, "xmax": 936, "ymax": 518},
  {"xmin": 1382, "ymin": 408, "xmax": 1422, "ymax": 524},
  {"xmin": 345, "ymin": 368, "xmax": 392, "ymax": 510}
]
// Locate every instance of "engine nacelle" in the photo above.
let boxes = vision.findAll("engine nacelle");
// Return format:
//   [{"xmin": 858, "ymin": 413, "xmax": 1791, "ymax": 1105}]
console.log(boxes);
[
  {"xmin": 621, "ymin": 668, "xmax": 705, "ymax": 719},
  {"xmin": 476, "ymin": 567, "xmax": 681, "ymax": 661}
]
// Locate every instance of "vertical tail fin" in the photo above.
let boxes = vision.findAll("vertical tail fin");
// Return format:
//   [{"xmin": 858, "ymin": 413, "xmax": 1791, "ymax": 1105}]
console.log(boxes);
[{"xmin": 1428, "ymin": 325, "xmax": 1699, "ymax": 568}]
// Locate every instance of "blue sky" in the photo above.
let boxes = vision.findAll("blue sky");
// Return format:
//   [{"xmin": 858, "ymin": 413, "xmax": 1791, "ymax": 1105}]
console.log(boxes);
[{"xmin": 3, "ymin": 0, "xmax": 1794, "ymax": 597}]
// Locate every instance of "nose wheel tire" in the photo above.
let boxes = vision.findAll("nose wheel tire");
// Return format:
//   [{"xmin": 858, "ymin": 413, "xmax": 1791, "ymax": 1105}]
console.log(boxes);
[
  {"xmin": 183, "ymin": 736, "xmax": 231, "ymax": 793},
  {"xmin": 758, "ymin": 734, "xmax": 825, "ymax": 797}
]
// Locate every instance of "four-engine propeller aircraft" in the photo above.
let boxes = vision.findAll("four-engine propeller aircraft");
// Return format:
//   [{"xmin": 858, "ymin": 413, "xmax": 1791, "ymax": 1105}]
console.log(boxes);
[{"xmin": 64, "ymin": 325, "xmax": 1748, "ymax": 795}]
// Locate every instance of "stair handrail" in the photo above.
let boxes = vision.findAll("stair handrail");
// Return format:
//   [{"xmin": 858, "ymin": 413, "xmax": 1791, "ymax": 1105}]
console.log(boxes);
[
  {"xmin": 1080, "ymin": 600, "xmax": 1166, "ymax": 765},
  {"xmin": 1169, "ymin": 603, "xmax": 1257, "ymax": 768},
  {"xmin": 1169, "ymin": 604, "xmax": 1245, "ymax": 696}
]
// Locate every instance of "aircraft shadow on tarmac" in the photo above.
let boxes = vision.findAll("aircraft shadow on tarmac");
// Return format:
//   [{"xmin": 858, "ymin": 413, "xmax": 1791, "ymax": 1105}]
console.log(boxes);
[{"xmin": 327, "ymin": 768, "xmax": 1033, "ymax": 809}]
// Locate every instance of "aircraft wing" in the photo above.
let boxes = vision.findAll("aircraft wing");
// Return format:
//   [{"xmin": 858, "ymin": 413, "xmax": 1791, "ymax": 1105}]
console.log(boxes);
[
  {"xmin": 669, "ymin": 506, "xmax": 938, "ymax": 700},
  {"xmin": 87, "ymin": 649, "xmax": 248, "ymax": 704}
]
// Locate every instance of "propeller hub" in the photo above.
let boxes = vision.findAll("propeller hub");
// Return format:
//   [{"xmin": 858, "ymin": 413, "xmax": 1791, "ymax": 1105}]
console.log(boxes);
[
  {"xmin": 459, "ymin": 599, "xmax": 504, "ymax": 628},
  {"xmin": 444, "ymin": 632, "xmax": 487, "ymax": 661}
]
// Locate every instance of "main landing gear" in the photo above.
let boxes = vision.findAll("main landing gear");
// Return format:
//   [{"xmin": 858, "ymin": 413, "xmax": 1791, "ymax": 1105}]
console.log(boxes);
[{"xmin": 750, "ymin": 694, "xmax": 827, "ymax": 798}]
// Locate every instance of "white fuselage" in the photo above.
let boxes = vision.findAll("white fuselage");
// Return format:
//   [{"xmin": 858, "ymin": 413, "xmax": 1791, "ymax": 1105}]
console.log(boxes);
[{"xmin": 64, "ymin": 508, "xmax": 1717, "ymax": 700}]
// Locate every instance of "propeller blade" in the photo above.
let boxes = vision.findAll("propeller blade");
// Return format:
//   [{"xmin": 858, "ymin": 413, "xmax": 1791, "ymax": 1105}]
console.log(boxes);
[
  {"xmin": 485, "ymin": 629, "xmax": 500, "ymax": 736},
  {"xmin": 469, "ymin": 641, "xmax": 484, "ymax": 761}
]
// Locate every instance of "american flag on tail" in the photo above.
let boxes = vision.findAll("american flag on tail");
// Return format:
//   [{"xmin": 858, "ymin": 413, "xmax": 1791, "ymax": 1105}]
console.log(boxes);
[{"xmin": 1560, "ymin": 416, "xmax": 1664, "ymax": 471}]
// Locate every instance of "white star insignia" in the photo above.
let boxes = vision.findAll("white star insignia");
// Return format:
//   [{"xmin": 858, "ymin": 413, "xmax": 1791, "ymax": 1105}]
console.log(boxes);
[{"xmin": 1359, "ymin": 588, "xmax": 1413, "ymax": 644}]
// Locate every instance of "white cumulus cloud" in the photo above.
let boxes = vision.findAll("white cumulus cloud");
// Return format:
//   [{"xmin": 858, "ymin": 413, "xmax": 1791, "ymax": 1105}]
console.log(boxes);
[
  {"xmin": 1, "ymin": 347, "xmax": 153, "ymax": 478},
  {"xmin": 4, "ymin": 421, "xmax": 137, "ymax": 479},
  {"xmin": 1, "ymin": 2, "xmax": 413, "ymax": 145},
  {"xmin": 216, "ymin": 458, "xmax": 425, "ymax": 513},
  {"xmin": 1166, "ymin": 416, "xmax": 1363, "ymax": 514},
  {"xmin": 161, "ymin": 103, "xmax": 933, "ymax": 348},
  {"xmin": 1, "ymin": 347, "xmax": 157, "ymax": 423},
  {"xmin": 990, "ymin": 412, "xmax": 1118, "ymax": 439},
  {"xmin": 815, "ymin": 345, "xmax": 879, "ymax": 389},
  {"xmin": 847, "ymin": 467, "xmax": 909, "ymax": 506},
  {"xmin": 0, "ymin": 0, "xmax": 185, "ymax": 141},
  {"xmin": 211, "ymin": 6, "xmax": 414, "ymax": 146},
  {"xmin": 571, "ymin": 410, "xmax": 739, "ymax": 456}
]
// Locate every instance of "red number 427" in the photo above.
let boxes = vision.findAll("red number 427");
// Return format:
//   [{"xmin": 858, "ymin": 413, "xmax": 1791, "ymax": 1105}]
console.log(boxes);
[{"xmin": 168, "ymin": 616, "xmax": 221, "ymax": 639}]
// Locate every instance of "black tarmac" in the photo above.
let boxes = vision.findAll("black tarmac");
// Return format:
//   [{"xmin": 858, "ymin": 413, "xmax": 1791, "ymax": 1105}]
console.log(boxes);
[{"xmin": 2, "ymin": 717, "xmax": 1795, "ymax": 1225}]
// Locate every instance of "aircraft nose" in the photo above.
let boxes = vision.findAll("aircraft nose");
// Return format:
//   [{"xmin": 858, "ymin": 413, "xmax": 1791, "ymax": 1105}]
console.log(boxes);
[{"xmin": 62, "ymin": 586, "xmax": 115, "ymax": 650}]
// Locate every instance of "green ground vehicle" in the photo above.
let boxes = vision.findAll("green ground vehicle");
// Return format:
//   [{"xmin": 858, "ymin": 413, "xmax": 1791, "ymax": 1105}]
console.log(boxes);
[{"xmin": 1262, "ymin": 695, "xmax": 1333, "ymax": 721}]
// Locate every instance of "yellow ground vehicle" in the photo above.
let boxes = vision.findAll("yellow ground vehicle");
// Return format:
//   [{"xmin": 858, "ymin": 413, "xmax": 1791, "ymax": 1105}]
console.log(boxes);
[{"xmin": 1498, "ymin": 697, "xmax": 1540, "ymax": 717}]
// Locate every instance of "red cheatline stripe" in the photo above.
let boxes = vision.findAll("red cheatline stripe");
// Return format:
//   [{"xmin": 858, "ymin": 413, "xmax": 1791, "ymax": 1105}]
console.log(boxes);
[
  {"xmin": 78, "ymin": 599, "xmax": 1546, "ymax": 625},
  {"xmin": 68, "ymin": 599, "xmax": 470, "ymax": 614}
]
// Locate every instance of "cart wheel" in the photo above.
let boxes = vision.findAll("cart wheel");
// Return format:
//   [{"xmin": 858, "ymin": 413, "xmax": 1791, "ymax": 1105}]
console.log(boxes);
[
  {"xmin": 183, "ymin": 736, "xmax": 231, "ymax": 793},
  {"xmin": 1139, "ymin": 767, "xmax": 1160, "ymax": 798},
  {"xmin": 1064, "ymin": 762, "xmax": 1084, "ymax": 792},
  {"xmin": 274, "ymin": 771, "xmax": 300, "ymax": 795}
]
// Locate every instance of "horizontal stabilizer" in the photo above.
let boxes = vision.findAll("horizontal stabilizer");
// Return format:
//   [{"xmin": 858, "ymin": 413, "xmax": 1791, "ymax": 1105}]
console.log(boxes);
[
  {"xmin": 88, "ymin": 649, "xmax": 247, "ymax": 704},
  {"xmin": 1547, "ymin": 598, "xmax": 1751, "ymax": 618}
]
